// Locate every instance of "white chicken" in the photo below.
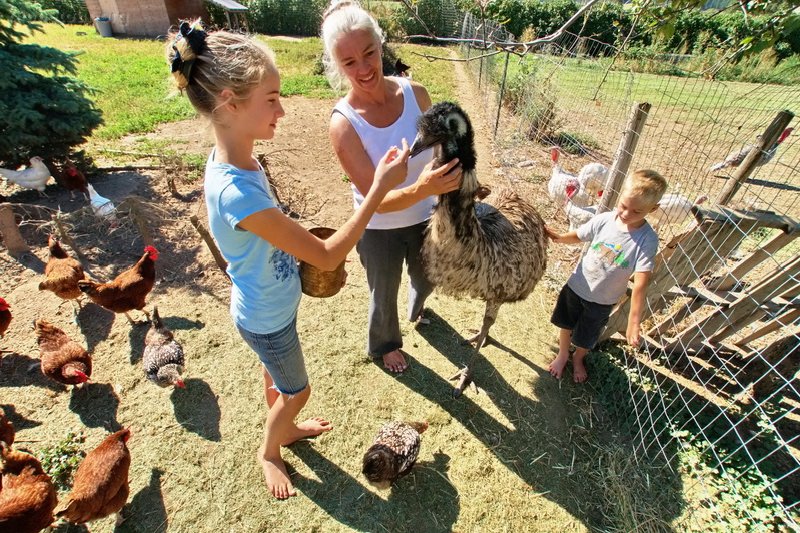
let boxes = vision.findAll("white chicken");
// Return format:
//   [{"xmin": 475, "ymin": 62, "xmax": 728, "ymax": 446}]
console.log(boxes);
[
  {"xmin": 648, "ymin": 193, "xmax": 709, "ymax": 230},
  {"xmin": 87, "ymin": 183, "xmax": 116, "ymax": 219},
  {"xmin": 564, "ymin": 197, "xmax": 597, "ymax": 230},
  {"xmin": 0, "ymin": 156, "xmax": 52, "ymax": 192},
  {"xmin": 548, "ymin": 148, "xmax": 607, "ymax": 204}
]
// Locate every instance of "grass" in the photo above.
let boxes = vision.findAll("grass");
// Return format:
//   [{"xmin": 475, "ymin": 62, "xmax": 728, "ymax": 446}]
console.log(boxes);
[{"xmin": 24, "ymin": 25, "xmax": 457, "ymax": 146}]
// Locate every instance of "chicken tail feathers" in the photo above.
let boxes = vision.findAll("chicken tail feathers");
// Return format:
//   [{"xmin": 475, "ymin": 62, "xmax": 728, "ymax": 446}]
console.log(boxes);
[
  {"xmin": 151, "ymin": 306, "xmax": 162, "ymax": 328},
  {"xmin": 709, "ymin": 162, "xmax": 726, "ymax": 172},
  {"xmin": 406, "ymin": 421, "xmax": 429, "ymax": 434}
]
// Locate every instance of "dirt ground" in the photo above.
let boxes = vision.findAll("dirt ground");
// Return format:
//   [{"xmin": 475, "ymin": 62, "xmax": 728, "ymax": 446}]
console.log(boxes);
[{"xmin": 0, "ymin": 64, "xmax": 645, "ymax": 532}]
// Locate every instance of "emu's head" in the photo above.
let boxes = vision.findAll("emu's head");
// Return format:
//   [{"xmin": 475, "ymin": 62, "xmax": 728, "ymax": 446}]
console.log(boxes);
[{"xmin": 410, "ymin": 102, "xmax": 476, "ymax": 173}]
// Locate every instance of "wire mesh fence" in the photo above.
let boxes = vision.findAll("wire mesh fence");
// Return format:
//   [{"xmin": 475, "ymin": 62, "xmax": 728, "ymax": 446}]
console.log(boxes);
[{"xmin": 449, "ymin": 6, "xmax": 799, "ymax": 531}]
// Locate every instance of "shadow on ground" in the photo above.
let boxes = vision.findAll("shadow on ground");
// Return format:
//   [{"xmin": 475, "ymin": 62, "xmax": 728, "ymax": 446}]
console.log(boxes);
[{"xmin": 170, "ymin": 378, "xmax": 221, "ymax": 441}]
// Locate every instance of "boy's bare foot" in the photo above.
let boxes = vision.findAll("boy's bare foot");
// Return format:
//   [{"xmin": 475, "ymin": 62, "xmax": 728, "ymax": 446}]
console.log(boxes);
[
  {"xmin": 281, "ymin": 417, "xmax": 333, "ymax": 446},
  {"xmin": 382, "ymin": 349, "xmax": 408, "ymax": 373},
  {"xmin": 258, "ymin": 449, "xmax": 296, "ymax": 499},
  {"xmin": 549, "ymin": 352, "xmax": 569, "ymax": 379},
  {"xmin": 573, "ymin": 357, "xmax": 588, "ymax": 383}
]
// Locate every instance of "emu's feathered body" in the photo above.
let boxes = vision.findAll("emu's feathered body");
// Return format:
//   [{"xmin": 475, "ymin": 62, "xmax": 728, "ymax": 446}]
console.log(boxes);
[{"xmin": 411, "ymin": 102, "xmax": 547, "ymax": 396}]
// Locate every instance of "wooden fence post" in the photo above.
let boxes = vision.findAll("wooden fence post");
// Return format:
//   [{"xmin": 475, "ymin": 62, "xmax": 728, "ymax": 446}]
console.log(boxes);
[
  {"xmin": 596, "ymin": 102, "xmax": 651, "ymax": 214},
  {"xmin": 715, "ymin": 109, "xmax": 795, "ymax": 206},
  {"xmin": 0, "ymin": 203, "xmax": 29, "ymax": 256}
]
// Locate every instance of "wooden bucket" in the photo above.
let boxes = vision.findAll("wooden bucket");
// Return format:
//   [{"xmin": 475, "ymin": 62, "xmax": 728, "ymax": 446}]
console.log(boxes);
[{"xmin": 299, "ymin": 227, "xmax": 346, "ymax": 298}]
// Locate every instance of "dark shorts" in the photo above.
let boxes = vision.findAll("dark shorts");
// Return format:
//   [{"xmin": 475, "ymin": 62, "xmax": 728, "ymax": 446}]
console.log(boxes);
[{"xmin": 551, "ymin": 285, "xmax": 614, "ymax": 350}]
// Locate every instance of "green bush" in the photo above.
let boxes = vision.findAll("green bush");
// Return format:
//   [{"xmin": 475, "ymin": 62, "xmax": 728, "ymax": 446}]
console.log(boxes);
[
  {"xmin": 0, "ymin": 0, "xmax": 102, "ymax": 167},
  {"xmin": 37, "ymin": 0, "xmax": 89, "ymax": 24},
  {"xmin": 246, "ymin": 0, "xmax": 327, "ymax": 37}
]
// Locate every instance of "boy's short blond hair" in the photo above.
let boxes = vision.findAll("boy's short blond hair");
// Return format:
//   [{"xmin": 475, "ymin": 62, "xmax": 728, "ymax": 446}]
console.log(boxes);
[{"xmin": 621, "ymin": 169, "xmax": 667, "ymax": 206}]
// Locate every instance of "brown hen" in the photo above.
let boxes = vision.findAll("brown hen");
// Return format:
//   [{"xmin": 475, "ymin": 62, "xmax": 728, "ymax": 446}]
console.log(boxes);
[
  {"xmin": 0, "ymin": 407, "xmax": 14, "ymax": 447},
  {"xmin": 56, "ymin": 428, "xmax": 131, "ymax": 526},
  {"xmin": 34, "ymin": 319, "xmax": 91, "ymax": 386},
  {"xmin": 0, "ymin": 297, "xmax": 11, "ymax": 339},
  {"xmin": 39, "ymin": 236, "xmax": 86, "ymax": 320},
  {"xmin": 0, "ymin": 443, "xmax": 58, "ymax": 533},
  {"xmin": 78, "ymin": 246, "xmax": 158, "ymax": 324}
]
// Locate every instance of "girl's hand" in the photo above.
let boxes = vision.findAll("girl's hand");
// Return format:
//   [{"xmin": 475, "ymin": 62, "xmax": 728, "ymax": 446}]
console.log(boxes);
[
  {"xmin": 373, "ymin": 139, "xmax": 410, "ymax": 193},
  {"xmin": 417, "ymin": 158, "xmax": 462, "ymax": 196}
]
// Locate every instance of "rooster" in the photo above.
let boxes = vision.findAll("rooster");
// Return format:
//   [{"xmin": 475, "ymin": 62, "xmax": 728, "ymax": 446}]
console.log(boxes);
[
  {"xmin": 38, "ymin": 236, "xmax": 87, "ymax": 321},
  {"xmin": 78, "ymin": 246, "xmax": 158, "ymax": 324},
  {"xmin": 143, "ymin": 306, "xmax": 185, "ymax": 389},
  {"xmin": 710, "ymin": 128, "xmax": 793, "ymax": 172},
  {"xmin": 57, "ymin": 161, "xmax": 89, "ymax": 199},
  {"xmin": 362, "ymin": 421, "xmax": 427, "ymax": 489},
  {"xmin": 0, "ymin": 443, "xmax": 58, "ymax": 533},
  {"xmin": 410, "ymin": 102, "xmax": 548, "ymax": 397},
  {"xmin": 0, "ymin": 407, "xmax": 13, "ymax": 447},
  {"xmin": 56, "ymin": 428, "xmax": 131, "ymax": 527},
  {"xmin": 0, "ymin": 297, "xmax": 11, "ymax": 338},
  {"xmin": 34, "ymin": 319, "xmax": 91, "ymax": 386},
  {"xmin": 0, "ymin": 156, "xmax": 52, "ymax": 193}
]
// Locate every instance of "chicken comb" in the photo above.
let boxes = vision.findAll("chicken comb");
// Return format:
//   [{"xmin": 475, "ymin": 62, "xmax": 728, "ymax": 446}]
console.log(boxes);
[
  {"xmin": 550, "ymin": 147, "xmax": 559, "ymax": 163},
  {"xmin": 144, "ymin": 245, "xmax": 159, "ymax": 260},
  {"xmin": 0, "ymin": 297, "xmax": 8, "ymax": 310}
]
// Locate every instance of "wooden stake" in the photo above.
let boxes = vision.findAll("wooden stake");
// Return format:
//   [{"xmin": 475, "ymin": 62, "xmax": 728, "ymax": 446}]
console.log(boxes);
[
  {"xmin": 0, "ymin": 203, "xmax": 29, "ymax": 256},
  {"xmin": 190, "ymin": 215, "xmax": 229, "ymax": 280}
]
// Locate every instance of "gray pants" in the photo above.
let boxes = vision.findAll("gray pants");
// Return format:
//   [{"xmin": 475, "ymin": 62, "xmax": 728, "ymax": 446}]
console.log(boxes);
[{"xmin": 356, "ymin": 221, "xmax": 434, "ymax": 358}]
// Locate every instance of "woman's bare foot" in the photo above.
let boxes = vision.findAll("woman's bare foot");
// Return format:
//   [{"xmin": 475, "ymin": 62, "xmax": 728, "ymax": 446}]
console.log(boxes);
[
  {"xmin": 549, "ymin": 352, "xmax": 569, "ymax": 379},
  {"xmin": 382, "ymin": 349, "xmax": 408, "ymax": 373},
  {"xmin": 258, "ymin": 449, "xmax": 296, "ymax": 499},
  {"xmin": 281, "ymin": 417, "xmax": 333, "ymax": 446},
  {"xmin": 573, "ymin": 353, "xmax": 588, "ymax": 383}
]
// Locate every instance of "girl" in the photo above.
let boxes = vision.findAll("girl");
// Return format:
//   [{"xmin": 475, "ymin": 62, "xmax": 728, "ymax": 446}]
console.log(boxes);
[
  {"xmin": 167, "ymin": 21, "xmax": 410, "ymax": 499},
  {"xmin": 322, "ymin": 1, "xmax": 462, "ymax": 374}
]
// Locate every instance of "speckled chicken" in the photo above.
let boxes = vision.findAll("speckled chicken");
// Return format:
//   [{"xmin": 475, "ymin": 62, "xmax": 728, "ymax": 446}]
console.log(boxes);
[
  {"xmin": 0, "ymin": 443, "xmax": 58, "ymax": 533},
  {"xmin": 362, "ymin": 421, "xmax": 428, "ymax": 489},
  {"xmin": 56, "ymin": 428, "xmax": 131, "ymax": 526},
  {"xmin": 39, "ymin": 236, "xmax": 86, "ymax": 320},
  {"xmin": 143, "ymin": 306, "xmax": 185, "ymax": 389},
  {"xmin": 410, "ymin": 102, "xmax": 548, "ymax": 397},
  {"xmin": 34, "ymin": 319, "xmax": 91, "ymax": 386}
]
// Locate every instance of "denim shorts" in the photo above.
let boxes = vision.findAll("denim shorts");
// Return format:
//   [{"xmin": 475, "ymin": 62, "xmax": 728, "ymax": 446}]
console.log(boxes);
[
  {"xmin": 551, "ymin": 285, "xmax": 614, "ymax": 350},
  {"xmin": 236, "ymin": 316, "xmax": 308, "ymax": 395}
]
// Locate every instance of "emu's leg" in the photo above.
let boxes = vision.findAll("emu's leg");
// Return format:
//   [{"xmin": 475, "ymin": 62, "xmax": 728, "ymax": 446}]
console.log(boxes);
[
  {"xmin": 452, "ymin": 301, "xmax": 501, "ymax": 398},
  {"xmin": 463, "ymin": 300, "xmax": 501, "ymax": 349}
]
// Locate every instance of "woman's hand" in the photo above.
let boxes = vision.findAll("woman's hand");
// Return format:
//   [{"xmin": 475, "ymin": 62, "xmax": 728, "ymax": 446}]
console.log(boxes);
[
  {"xmin": 417, "ymin": 158, "xmax": 462, "ymax": 196},
  {"xmin": 373, "ymin": 139, "xmax": 411, "ymax": 194}
]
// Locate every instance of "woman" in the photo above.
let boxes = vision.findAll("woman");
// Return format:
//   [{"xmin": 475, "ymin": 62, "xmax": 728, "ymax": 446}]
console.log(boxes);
[{"xmin": 322, "ymin": 0, "xmax": 462, "ymax": 373}]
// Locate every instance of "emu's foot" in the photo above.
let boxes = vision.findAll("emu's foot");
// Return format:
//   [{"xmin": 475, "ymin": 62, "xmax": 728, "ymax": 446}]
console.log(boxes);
[
  {"xmin": 461, "ymin": 331, "xmax": 495, "ymax": 349},
  {"xmin": 449, "ymin": 366, "xmax": 475, "ymax": 398}
]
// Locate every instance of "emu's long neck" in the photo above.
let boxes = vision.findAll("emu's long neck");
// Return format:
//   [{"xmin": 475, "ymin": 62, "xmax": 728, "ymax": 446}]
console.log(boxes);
[{"xmin": 433, "ymin": 138, "xmax": 480, "ymax": 240}]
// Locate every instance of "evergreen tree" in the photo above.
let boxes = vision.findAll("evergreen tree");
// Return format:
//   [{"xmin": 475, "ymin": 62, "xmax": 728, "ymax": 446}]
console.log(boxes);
[{"xmin": 0, "ymin": 0, "xmax": 102, "ymax": 167}]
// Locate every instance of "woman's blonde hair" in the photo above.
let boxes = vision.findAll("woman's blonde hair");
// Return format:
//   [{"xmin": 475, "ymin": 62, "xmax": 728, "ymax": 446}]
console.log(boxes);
[
  {"xmin": 321, "ymin": 1, "xmax": 384, "ymax": 91},
  {"xmin": 165, "ymin": 20, "xmax": 278, "ymax": 120}
]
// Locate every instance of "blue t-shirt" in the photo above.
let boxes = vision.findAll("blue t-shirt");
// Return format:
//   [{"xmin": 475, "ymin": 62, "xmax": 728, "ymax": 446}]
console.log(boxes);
[
  {"xmin": 567, "ymin": 210, "xmax": 658, "ymax": 305},
  {"xmin": 204, "ymin": 152, "xmax": 301, "ymax": 334}
]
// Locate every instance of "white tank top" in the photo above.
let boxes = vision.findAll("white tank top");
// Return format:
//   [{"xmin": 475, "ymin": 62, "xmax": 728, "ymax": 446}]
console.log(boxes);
[{"xmin": 333, "ymin": 77, "xmax": 435, "ymax": 230}]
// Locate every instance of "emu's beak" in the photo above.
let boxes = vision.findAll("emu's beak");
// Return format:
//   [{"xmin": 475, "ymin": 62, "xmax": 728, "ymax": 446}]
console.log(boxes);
[{"xmin": 409, "ymin": 132, "xmax": 433, "ymax": 158}]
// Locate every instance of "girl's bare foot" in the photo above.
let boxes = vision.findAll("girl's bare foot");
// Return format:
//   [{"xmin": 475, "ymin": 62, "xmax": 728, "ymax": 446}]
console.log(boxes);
[
  {"xmin": 382, "ymin": 349, "xmax": 408, "ymax": 373},
  {"xmin": 281, "ymin": 417, "xmax": 333, "ymax": 446},
  {"xmin": 258, "ymin": 448, "xmax": 296, "ymax": 499},
  {"xmin": 549, "ymin": 352, "xmax": 569, "ymax": 379}
]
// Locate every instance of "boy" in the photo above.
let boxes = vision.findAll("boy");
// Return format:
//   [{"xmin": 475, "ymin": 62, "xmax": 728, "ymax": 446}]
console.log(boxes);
[{"xmin": 546, "ymin": 169, "xmax": 667, "ymax": 382}]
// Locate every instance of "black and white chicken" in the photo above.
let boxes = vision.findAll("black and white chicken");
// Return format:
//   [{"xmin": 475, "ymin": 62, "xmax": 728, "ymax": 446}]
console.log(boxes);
[
  {"xmin": 142, "ymin": 306, "xmax": 185, "ymax": 389},
  {"xmin": 362, "ymin": 421, "xmax": 428, "ymax": 489},
  {"xmin": 410, "ymin": 102, "xmax": 548, "ymax": 397}
]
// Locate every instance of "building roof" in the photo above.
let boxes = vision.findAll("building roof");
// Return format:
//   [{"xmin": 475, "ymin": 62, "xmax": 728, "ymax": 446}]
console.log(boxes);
[{"xmin": 207, "ymin": 0, "xmax": 248, "ymax": 11}]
